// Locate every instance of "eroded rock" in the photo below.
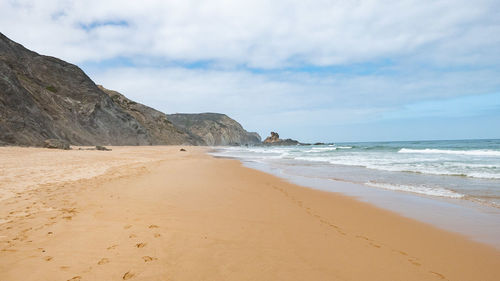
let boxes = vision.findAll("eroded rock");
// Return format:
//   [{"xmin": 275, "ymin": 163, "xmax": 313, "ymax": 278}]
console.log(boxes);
[{"xmin": 43, "ymin": 139, "xmax": 70, "ymax": 150}]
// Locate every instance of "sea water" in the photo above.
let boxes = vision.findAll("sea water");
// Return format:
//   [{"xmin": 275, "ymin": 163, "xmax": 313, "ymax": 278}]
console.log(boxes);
[
  {"xmin": 214, "ymin": 139, "xmax": 500, "ymax": 207},
  {"xmin": 212, "ymin": 139, "xmax": 500, "ymax": 247}
]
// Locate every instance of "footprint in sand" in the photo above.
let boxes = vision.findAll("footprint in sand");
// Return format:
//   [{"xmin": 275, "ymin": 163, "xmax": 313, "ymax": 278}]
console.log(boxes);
[
  {"xmin": 129, "ymin": 234, "xmax": 137, "ymax": 238},
  {"xmin": 123, "ymin": 271, "xmax": 135, "ymax": 280},
  {"xmin": 135, "ymin": 242, "xmax": 146, "ymax": 248},
  {"xmin": 154, "ymin": 233, "xmax": 161, "ymax": 238},
  {"xmin": 107, "ymin": 244, "xmax": 118, "ymax": 250},
  {"xmin": 429, "ymin": 271, "xmax": 446, "ymax": 280},
  {"xmin": 61, "ymin": 208, "xmax": 78, "ymax": 214},
  {"xmin": 124, "ymin": 225, "xmax": 132, "ymax": 229},
  {"xmin": 97, "ymin": 258, "xmax": 109, "ymax": 265},
  {"xmin": 148, "ymin": 225, "xmax": 159, "ymax": 229},
  {"xmin": 408, "ymin": 258, "xmax": 421, "ymax": 266},
  {"xmin": 394, "ymin": 250, "xmax": 408, "ymax": 256},
  {"xmin": 67, "ymin": 276, "xmax": 81, "ymax": 281},
  {"xmin": 44, "ymin": 256, "xmax": 53, "ymax": 261},
  {"xmin": 142, "ymin": 256, "xmax": 157, "ymax": 262}
]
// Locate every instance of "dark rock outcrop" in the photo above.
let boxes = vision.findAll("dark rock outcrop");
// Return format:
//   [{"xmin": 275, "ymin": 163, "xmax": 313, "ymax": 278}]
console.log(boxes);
[
  {"xmin": 95, "ymin": 145, "xmax": 111, "ymax": 151},
  {"xmin": 43, "ymin": 139, "xmax": 70, "ymax": 150},
  {"xmin": 166, "ymin": 113, "xmax": 261, "ymax": 146},
  {"xmin": 262, "ymin": 132, "xmax": 299, "ymax": 146}
]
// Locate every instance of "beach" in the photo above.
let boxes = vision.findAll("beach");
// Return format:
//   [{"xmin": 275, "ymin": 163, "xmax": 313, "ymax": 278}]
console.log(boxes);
[{"xmin": 0, "ymin": 146, "xmax": 499, "ymax": 281}]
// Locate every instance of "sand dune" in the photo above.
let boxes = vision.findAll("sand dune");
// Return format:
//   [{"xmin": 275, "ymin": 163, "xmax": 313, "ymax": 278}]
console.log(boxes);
[{"xmin": 0, "ymin": 146, "xmax": 499, "ymax": 280}]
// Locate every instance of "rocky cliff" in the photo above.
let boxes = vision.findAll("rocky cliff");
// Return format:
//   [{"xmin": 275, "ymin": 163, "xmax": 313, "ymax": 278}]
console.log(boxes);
[
  {"xmin": 97, "ymin": 86, "xmax": 204, "ymax": 145},
  {"xmin": 0, "ymin": 33, "xmax": 256, "ymax": 146},
  {"xmin": 0, "ymin": 32, "xmax": 198, "ymax": 146},
  {"xmin": 166, "ymin": 113, "xmax": 261, "ymax": 146}
]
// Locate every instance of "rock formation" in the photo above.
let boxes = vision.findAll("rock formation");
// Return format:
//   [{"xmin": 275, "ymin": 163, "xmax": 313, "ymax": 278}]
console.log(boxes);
[
  {"xmin": 262, "ymin": 132, "xmax": 299, "ymax": 146},
  {"xmin": 0, "ymin": 32, "xmax": 256, "ymax": 147},
  {"xmin": 43, "ymin": 139, "xmax": 70, "ymax": 150},
  {"xmin": 166, "ymin": 113, "xmax": 261, "ymax": 146},
  {"xmin": 97, "ymin": 86, "xmax": 203, "ymax": 145}
]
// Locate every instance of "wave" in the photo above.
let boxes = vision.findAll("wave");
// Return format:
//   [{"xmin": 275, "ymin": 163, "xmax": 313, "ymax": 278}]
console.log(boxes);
[
  {"xmin": 362, "ymin": 164, "xmax": 500, "ymax": 180},
  {"xmin": 398, "ymin": 148, "xmax": 500, "ymax": 156},
  {"xmin": 307, "ymin": 146, "xmax": 352, "ymax": 152},
  {"xmin": 365, "ymin": 182, "xmax": 464, "ymax": 198},
  {"xmin": 294, "ymin": 156, "xmax": 500, "ymax": 179},
  {"xmin": 215, "ymin": 146, "xmax": 500, "ymax": 180},
  {"xmin": 310, "ymin": 147, "xmax": 337, "ymax": 151}
]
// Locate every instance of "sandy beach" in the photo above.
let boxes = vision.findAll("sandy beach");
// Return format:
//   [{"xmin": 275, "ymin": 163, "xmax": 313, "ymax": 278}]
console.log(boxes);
[{"xmin": 0, "ymin": 146, "xmax": 499, "ymax": 281}]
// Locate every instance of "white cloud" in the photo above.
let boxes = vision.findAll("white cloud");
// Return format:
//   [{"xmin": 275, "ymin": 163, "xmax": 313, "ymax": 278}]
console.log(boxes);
[{"xmin": 2, "ymin": 0, "xmax": 499, "ymax": 67}]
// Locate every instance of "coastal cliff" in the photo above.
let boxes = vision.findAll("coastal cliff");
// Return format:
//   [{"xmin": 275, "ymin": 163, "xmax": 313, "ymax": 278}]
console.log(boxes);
[
  {"xmin": 97, "ymin": 86, "xmax": 204, "ymax": 145},
  {"xmin": 166, "ymin": 113, "xmax": 261, "ymax": 146},
  {"xmin": 0, "ymin": 33, "xmax": 256, "ymax": 146}
]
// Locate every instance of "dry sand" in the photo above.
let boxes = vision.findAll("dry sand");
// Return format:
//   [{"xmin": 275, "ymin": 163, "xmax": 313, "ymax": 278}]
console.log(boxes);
[{"xmin": 0, "ymin": 146, "xmax": 499, "ymax": 281}]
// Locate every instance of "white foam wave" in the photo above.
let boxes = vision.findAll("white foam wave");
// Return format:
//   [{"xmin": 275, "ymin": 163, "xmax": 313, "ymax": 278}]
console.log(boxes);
[
  {"xmin": 398, "ymin": 148, "xmax": 500, "ymax": 156},
  {"xmin": 365, "ymin": 182, "xmax": 464, "ymax": 198},
  {"xmin": 295, "ymin": 156, "xmax": 500, "ymax": 179},
  {"xmin": 215, "ymin": 146, "xmax": 500, "ymax": 180},
  {"xmin": 465, "ymin": 172, "xmax": 500, "ymax": 179},
  {"xmin": 310, "ymin": 147, "xmax": 337, "ymax": 151}
]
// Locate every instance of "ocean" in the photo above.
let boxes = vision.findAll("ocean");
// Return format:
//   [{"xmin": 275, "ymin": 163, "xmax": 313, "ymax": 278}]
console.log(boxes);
[{"xmin": 213, "ymin": 139, "xmax": 500, "ymax": 207}]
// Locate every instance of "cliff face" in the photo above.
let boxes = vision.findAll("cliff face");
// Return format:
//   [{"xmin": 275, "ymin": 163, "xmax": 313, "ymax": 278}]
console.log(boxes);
[
  {"xmin": 166, "ymin": 113, "xmax": 261, "ymax": 146},
  {"xmin": 97, "ymin": 86, "xmax": 203, "ymax": 145},
  {"xmin": 0, "ymin": 32, "xmax": 198, "ymax": 146},
  {"xmin": 0, "ymin": 33, "xmax": 257, "ymax": 147}
]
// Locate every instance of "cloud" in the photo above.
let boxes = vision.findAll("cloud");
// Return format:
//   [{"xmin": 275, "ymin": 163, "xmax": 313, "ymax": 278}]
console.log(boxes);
[{"xmin": 2, "ymin": 0, "xmax": 499, "ymax": 68}]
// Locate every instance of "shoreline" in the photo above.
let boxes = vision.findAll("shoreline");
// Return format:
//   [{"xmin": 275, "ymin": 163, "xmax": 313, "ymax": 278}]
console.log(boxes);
[
  {"xmin": 1, "ymin": 146, "xmax": 499, "ymax": 280},
  {"xmin": 210, "ymin": 146, "xmax": 500, "ymax": 249}
]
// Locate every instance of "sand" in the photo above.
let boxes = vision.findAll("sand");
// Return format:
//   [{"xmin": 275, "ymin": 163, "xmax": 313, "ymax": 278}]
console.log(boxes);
[{"xmin": 0, "ymin": 146, "xmax": 499, "ymax": 281}]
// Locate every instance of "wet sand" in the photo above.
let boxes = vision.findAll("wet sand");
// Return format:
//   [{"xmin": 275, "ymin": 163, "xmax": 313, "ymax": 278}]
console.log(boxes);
[{"xmin": 0, "ymin": 146, "xmax": 499, "ymax": 280}]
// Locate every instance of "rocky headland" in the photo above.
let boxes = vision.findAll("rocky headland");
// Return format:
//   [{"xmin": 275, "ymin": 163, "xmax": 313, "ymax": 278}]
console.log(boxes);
[
  {"xmin": 0, "ymin": 32, "xmax": 259, "ymax": 147},
  {"xmin": 262, "ymin": 132, "xmax": 299, "ymax": 146},
  {"xmin": 166, "ymin": 113, "xmax": 261, "ymax": 146}
]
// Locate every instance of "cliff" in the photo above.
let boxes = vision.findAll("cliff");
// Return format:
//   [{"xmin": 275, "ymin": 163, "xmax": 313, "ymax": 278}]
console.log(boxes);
[
  {"xmin": 0, "ymin": 33, "xmax": 256, "ymax": 147},
  {"xmin": 97, "ymin": 86, "xmax": 203, "ymax": 145},
  {"xmin": 166, "ymin": 113, "xmax": 261, "ymax": 146},
  {"xmin": 0, "ymin": 32, "xmax": 199, "ymax": 146}
]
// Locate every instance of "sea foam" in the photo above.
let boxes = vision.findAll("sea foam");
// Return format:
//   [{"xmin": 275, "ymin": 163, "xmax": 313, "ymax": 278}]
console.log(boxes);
[
  {"xmin": 399, "ymin": 148, "xmax": 500, "ymax": 156},
  {"xmin": 365, "ymin": 182, "xmax": 465, "ymax": 198}
]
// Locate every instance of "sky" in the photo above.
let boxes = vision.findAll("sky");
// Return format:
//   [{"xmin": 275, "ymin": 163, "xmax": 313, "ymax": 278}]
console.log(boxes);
[{"xmin": 1, "ymin": 0, "xmax": 499, "ymax": 142}]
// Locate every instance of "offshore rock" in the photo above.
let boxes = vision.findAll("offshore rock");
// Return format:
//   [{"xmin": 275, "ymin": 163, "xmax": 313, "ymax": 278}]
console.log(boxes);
[{"xmin": 262, "ymin": 132, "xmax": 299, "ymax": 146}]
